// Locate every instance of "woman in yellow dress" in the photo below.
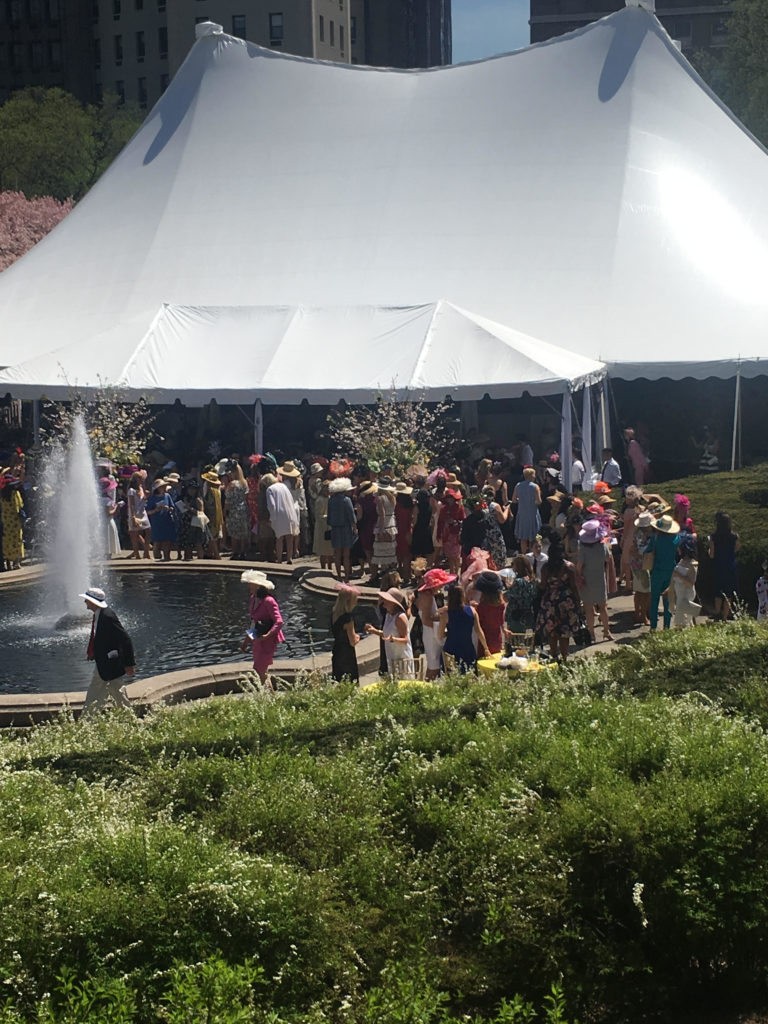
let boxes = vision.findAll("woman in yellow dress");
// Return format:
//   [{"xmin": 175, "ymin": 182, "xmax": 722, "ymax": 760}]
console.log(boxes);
[{"xmin": 1, "ymin": 476, "xmax": 25, "ymax": 569}]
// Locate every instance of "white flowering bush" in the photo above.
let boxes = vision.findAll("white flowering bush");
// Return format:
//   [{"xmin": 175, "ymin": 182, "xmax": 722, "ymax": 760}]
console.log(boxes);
[
  {"xmin": 327, "ymin": 387, "xmax": 460, "ymax": 471},
  {"xmin": 40, "ymin": 382, "xmax": 158, "ymax": 465}
]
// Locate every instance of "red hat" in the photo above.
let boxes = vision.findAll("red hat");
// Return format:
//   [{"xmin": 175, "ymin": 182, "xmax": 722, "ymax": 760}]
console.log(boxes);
[
  {"xmin": 594, "ymin": 481, "xmax": 611, "ymax": 495},
  {"xmin": 444, "ymin": 488, "xmax": 462, "ymax": 502},
  {"xmin": 418, "ymin": 568, "xmax": 457, "ymax": 591}
]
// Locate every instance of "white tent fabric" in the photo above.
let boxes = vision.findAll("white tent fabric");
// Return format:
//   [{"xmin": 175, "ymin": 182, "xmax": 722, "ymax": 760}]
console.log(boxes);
[
  {"xmin": 0, "ymin": 301, "xmax": 605, "ymax": 403},
  {"xmin": 0, "ymin": 6, "xmax": 766, "ymax": 385}
]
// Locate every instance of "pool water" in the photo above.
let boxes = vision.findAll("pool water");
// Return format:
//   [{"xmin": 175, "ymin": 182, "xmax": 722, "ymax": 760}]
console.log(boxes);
[{"xmin": 0, "ymin": 571, "xmax": 373, "ymax": 694}]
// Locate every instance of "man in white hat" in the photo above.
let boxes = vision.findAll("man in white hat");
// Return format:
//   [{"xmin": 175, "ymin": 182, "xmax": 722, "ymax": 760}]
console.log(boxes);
[{"xmin": 79, "ymin": 587, "xmax": 135, "ymax": 710}]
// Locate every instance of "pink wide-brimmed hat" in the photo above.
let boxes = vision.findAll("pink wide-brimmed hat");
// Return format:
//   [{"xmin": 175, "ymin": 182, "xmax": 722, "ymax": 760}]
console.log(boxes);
[{"xmin": 418, "ymin": 568, "xmax": 457, "ymax": 591}]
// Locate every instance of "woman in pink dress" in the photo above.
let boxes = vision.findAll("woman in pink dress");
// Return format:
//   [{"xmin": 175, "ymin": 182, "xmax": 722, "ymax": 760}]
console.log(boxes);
[
  {"xmin": 240, "ymin": 570, "xmax": 284, "ymax": 690},
  {"xmin": 624, "ymin": 428, "xmax": 649, "ymax": 486}
]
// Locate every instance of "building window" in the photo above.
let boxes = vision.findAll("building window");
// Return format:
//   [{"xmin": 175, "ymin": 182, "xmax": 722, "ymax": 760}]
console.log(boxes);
[
  {"xmin": 93, "ymin": 36, "xmax": 101, "ymax": 68},
  {"xmin": 114, "ymin": 34, "xmax": 122, "ymax": 64},
  {"xmin": 115, "ymin": 79, "xmax": 125, "ymax": 103},
  {"xmin": 232, "ymin": 14, "xmax": 246, "ymax": 38},
  {"xmin": 137, "ymin": 76, "xmax": 147, "ymax": 107},
  {"xmin": 48, "ymin": 38, "xmax": 61, "ymax": 68},
  {"xmin": 158, "ymin": 25, "xmax": 168, "ymax": 58},
  {"xmin": 339, "ymin": 23, "xmax": 344, "ymax": 52},
  {"xmin": 136, "ymin": 29, "xmax": 145, "ymax": 60},
  {"xmin": 46, "ymin": 0, "xmax": 59, "ymax": 22},
  {"xmin": 160, "ymin": 71, "xmax": 169, "ymax": 92},
  {"xmin": 113, "ymin": 0, "xmax": 120, "ymax": 18},
  {"xmin": 318, "ymin": 14, "xmax": 324, "ymax": 41},
  {"xmin": 350, "ymin": 15, "xmax": 356, "ymax": 44},
  {"xmin": 29, "ymin": 41, "xmax": 43, "ymax": 70},
  {"xmin": 269, "ymin": 12, "xmax": 283, "ymax": 45},
  {"xmin": 329, "ymin": 19, "xmax": 334, "ymax": 45}
]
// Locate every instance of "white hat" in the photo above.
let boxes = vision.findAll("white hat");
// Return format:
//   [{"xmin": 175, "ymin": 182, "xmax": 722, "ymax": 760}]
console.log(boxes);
[
  {"xmin": 79, "ymin": 587, "xmax": 108, "ymax": 609},
  {"xmin": 328, "ymin": 477, "xmax": 353, "ymax": 494},
  {"xmin": 240, "ymin": 569, "xmax": 275, "ymax": 590}
]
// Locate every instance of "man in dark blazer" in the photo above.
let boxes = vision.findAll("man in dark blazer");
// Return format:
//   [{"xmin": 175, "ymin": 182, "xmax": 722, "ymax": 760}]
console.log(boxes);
[{"xmin": 80, "ymin": 586, "xmax": 135, "ymax": 710}]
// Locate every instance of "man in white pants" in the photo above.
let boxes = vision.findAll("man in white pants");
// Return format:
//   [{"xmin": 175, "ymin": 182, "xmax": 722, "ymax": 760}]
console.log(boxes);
[{"xmin": 80, "ymin": 587, "xmax": 135, "ymax": 710}]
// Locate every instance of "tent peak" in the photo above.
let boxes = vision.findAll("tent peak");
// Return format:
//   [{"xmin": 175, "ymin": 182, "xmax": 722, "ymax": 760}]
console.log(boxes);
[
  {"xmin": 195, "ymin": 20, "xmax": 223, "ymax": 39},
  {"xmin": 625, "ymin": 0, "xmax": 655, "ymax": 12}
]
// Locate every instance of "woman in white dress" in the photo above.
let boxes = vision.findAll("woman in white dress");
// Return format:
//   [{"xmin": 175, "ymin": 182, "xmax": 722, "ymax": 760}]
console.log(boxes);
[
  {"xmin": 100, "ymin": 477, "xmax": 122, "ymax": 558},
  {"xmin": 267, "ymin": 476, "xmax": 300, "ymax": 564}
]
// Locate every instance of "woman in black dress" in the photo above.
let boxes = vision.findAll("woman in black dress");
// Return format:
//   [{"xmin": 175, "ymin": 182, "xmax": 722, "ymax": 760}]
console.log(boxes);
[
  {"xmin": 331, "ymin": 583, "xmax": 362, "ymax": 682},
  {"xmin": 410, "ymin": 475, "xmax": 435, "ymax": 561}
]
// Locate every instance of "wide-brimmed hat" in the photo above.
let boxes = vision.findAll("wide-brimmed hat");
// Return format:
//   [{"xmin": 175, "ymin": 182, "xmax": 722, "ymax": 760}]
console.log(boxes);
[
  {"xmin": 152, "ymin": 477, "xmax": 168, "ymax": 491},
  {"xmin": 329, "ymin": 476, "xmax": 353, "ymax": 494},
  {"xmin": 579, "ymin": 520, "xmax": 602, "ymax": 543},
  {"xmin": 201, "ymin": 470, "xmax": 220, "ymax": 485},
  {"xmin": 446, "ymin": 472, "xmax": 460, "ymax": 484},
  {"xmin": 358, "ymin": 480, "xmax": 378, "ymax": 497},
  {"xmin": 166, "ymin": 472, "xmax": 180, "ymax": 483},
  {"xmin": 240, "ymin": 569, "xmax": 275, "ymax": 590},
  {"xmin": 395, "ymin": 481, "xmax": 413, "ymax": 495},
  {"xmin": 79, "ymin": 587, "xmax": 108, "ymax": 609},
  {"xmin": 652, "ymin": 514, "xmax": 681, "ymax": 535},
  {"xmin": 418, "ymin": 568, "xmax": 457, "ymax": 591},
  {"xmin": 597, "ymin": 494, "xmax": 616, "ymax": 506},
  {"xmin": 309, "ymin": 463, "xmax": 323, "ymax": 476},
  {"xmin": 377, "ymin": 587, "xmax": 408, "ymax": 612},
  {"xmin": 279, "ymin": 461, "xmax": 301, "ymax": 478},
  {"xmin": 99, "ymin": 476, "xmax": 117, "ymax": 492},
  {"xmin": 586, "ymin": 502, "xmax": 603, "ymax": 515},
  {"xmin": 260, "ymin": 473, "xmax": 278, "ymax": 488},
  {"xmin": 377, "ymin": 477, "xmax": 396, "ymax": 492},
  {"xmin": 473, "ymin": 570, "xmax": 504, "ymax": 594},
  {"xmin": 444, "ymin": 488, "xmax": 462, "ymax": 502},
  {"xmin": 634, "ymin": 511, "xmax": 654, "ymax": 529}
]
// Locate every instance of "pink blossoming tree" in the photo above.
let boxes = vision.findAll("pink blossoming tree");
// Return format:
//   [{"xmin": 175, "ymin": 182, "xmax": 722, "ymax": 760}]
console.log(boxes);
[{"xmin": 0, "ymin": 190, "xmax": 73, "ymax": 272}]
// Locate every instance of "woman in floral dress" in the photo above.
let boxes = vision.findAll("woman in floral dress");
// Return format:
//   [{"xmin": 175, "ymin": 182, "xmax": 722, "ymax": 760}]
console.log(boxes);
[{"xmin": 535, "ymin": 536, "xmax": 581, "ymax": 661}]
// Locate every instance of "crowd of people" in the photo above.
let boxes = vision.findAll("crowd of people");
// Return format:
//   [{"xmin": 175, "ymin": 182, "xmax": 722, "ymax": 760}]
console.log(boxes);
[{"xmin": 2, "ymin": 437, "xmax": 765, "ymax": 686}]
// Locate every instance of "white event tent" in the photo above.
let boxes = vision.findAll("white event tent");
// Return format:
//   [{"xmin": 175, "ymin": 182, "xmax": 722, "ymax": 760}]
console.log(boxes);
[{"xmin": 0, "ymin": 3, "xmax": 767, "ymax": 473}]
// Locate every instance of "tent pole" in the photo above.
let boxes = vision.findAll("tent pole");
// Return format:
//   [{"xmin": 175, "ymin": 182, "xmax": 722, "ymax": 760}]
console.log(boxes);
[
  {"xmin": 254, "ymin": 398, "xmax": 264, "ymax": 454},
  {"xmin": 599, "ymin": 381, "xmax": 608, "ymax": 453},
  {"xmin": 560, "ymin": 387, "xmax": 572, "ymax": 492},
  {"xmin": 582, "ymin": 383, "xmax": 593, "ymax": 491},
  {"xmin": 32, "ymin": 398, "xmax": 41, "ymax": 449},
  {"xmin": 730, "ymin": 365, "xmax": 741, "ymax": 472}
]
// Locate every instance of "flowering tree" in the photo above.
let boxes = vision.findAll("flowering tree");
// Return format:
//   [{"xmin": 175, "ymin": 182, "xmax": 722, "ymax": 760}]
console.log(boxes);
[
  {"xmin": 327, "ymin": 388, "xmax": 461, "ymax": 472},
  {"xmin": 40, "ymin": 383, "xmax": 159, "ymax": 465},
  {"xmin": 0, "ymin": 190, "xmax": 73, "ymax": 271}
]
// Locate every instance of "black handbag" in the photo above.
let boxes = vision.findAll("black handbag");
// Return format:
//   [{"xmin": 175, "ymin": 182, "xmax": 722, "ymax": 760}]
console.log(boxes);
[{"xmin": 574, "ymin": 621, "xmax": 592, "ymax": 647}]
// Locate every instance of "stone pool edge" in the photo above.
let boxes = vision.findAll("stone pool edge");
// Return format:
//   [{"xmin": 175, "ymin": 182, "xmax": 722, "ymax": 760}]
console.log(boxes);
[{"xmin": 0, "ymin": 557, "xmax": 383, "ymax": 727}]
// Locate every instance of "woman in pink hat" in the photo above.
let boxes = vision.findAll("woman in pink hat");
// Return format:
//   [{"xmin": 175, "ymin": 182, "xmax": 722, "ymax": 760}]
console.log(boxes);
[
  {"xmin": 415, "ymin": 568, "xmax": 455, "ymax": 679},
  {"xmin": 577, "ymin": 519, "xmax": 613, "ymax": 642},
  {"xmin": 99, "ymin": 477, "xmax": 123, "ymax": 559},
  {"xmin": 126, "ymin": 470, "xmax": 151, "ymax": 559}
]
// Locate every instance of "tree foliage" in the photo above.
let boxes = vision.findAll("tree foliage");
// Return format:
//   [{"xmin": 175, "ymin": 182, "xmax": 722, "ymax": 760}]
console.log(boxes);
[
  {"xmin": 693, "ymin": 0, "xmax": 768, "ymax": 147},
  {"xmin": 0, "ymin": 87, "xmax": 143, "ymax": 202},
  {"xmin": 41, "ymin": 383, "xmax": 158, "ymax": 465},
  {"xmin": 327, "ymin": 388, "xmax": 460, "ymax": 471},
  {"xmin": 0, "ymin": 190, "xmax": 73, "ymax": 271}
]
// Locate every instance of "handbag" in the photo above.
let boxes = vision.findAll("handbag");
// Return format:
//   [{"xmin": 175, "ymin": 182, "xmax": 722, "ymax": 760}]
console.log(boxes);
[
  {"xmin": 324, "ymin": 528, "xmax": 332, "ymax": 541},
  {"xmin": 574, "ymin": 621, "xmax": 592, "ymax": 647}
]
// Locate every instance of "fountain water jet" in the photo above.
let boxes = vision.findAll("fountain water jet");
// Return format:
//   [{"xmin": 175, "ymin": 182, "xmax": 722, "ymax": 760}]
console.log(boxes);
[{"xmin": 41, "ymin": 415, "xmax": 104, "ymax": 627}]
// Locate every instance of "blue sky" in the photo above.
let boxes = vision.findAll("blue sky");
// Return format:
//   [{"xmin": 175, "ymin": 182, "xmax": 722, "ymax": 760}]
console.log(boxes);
[{"xmin": 452, "ymin": 0, "xmax": 530, "ymax": 62}]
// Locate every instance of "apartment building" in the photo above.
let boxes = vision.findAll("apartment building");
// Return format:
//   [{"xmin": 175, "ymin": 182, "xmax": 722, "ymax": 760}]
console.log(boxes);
[
  {"xmin": 529, "ymin": 0, "xmax": 730, "ymax": 57},
  {"xmin": 1, "ymin": 0, "xmax": 451, "ymax": 110}
]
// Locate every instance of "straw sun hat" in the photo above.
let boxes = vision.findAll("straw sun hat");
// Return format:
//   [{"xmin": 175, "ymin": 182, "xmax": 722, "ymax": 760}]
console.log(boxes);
[{"xmin": 652, "ymin": 515, "xmax": 681, "ymax": 535}]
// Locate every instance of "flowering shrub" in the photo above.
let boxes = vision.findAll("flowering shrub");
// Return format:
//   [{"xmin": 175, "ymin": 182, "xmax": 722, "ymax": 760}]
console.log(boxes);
[
  {"xmin": 0, "ymin": 625, "xmax": 767, "ymax": 1020},
  {"xmin": 40, "ymin": 382, "xmax": 158, "ymax": 464},
  {"xmin": 0, "ymin": 190, "xmax": 73, "ymax": 272},
  {"xmin": 327, "ymin": 387, "xmax": 460, "ymax": 472}
]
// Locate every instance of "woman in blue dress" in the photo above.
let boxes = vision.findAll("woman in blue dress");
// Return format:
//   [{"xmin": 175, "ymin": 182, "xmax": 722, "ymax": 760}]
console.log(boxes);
[
  {"xmin": 145, "ymin": 478, "xmax": 178, "ymax": 562},
  {"xmin": 327, "ymin": 477, "xmax": 357, "ymax": 581},
  {"xmin": 439, "ymin": 584, "xmax": 488, "ymax": 674},
  {"xmin": 511, "ymin": 466, "xmax": 542, "ymax": 555}
]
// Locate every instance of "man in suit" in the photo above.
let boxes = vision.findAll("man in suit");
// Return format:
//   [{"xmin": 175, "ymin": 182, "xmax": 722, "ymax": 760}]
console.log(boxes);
[{"xmin": 80, "ymin": 586, "xmax": 135, "ymax": 710}]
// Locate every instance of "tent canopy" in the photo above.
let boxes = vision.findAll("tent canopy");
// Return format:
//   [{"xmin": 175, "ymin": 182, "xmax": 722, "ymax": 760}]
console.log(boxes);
[
  {"xmin": 0, "ymin": 5, "xmax": 766, "ymax": 386},
  {"xmin": 0, "ymin": 301, "xmax": 605, "ymax": 404}
]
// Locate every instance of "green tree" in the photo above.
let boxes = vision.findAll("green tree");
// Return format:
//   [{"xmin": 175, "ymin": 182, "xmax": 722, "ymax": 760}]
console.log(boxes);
[
  {"xmin": 692, "ymin": 0, "xmax": 768, "ymax": 148},
  {"xmin": 0, "ymin": 87, "xmax": 143, "ymax": 202}
]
